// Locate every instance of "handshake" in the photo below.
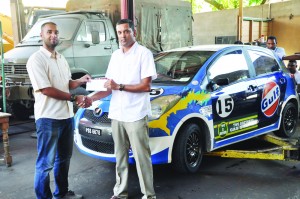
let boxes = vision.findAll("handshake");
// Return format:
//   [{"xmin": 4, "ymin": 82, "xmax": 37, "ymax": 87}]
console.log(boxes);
[
  {"xmin": 71, "ymin": 75, "xmax": 116, "ymax": 109},
  {"xmin": 74, "ymin": 95, "xmax": 93, "ymax": 108}
]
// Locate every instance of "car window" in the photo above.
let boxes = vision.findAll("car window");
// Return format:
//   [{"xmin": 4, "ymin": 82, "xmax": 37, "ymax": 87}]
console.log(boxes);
[
  {"xmin": 153, "ymin": 51, "xmax": 215, "ymax": 83},
  {"xmin": 247, "ymin": 50, "xmax": 280, "ymax": 76},
  {"xmin": 207, "ymin": 50, "xmax": 249, "ymax": 85},
  {"xmin": 76, "ymin": 21, "xmax": 106, "ymax": 42}
]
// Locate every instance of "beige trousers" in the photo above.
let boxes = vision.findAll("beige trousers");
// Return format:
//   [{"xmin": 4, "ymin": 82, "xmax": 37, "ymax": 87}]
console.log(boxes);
[{"xmin": 111, "ymin": 116, "xmax": 156, "ymax": 199}]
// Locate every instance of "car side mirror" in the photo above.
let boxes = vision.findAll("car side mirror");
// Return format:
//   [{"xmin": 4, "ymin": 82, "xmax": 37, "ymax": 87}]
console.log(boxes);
[
  {"xmin": 216, "ymin": 78, "xmax": 229, "ymax": 86},
  {"xmin": 91, "ymin": 31, "xmax": 100, "ymax": 44},
  {"xmin": 206, "ymin": 80, "xmax": 217, "ymax": 91},
  {"xmin": 207, "ymin": 78, "xmax": 229, "ymax": 91}
]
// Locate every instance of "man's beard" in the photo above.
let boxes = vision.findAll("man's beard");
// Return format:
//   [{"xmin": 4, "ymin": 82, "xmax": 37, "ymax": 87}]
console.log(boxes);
[{"xmin": 46, "ymin": 41, "xmax": 58, "ymax": 50}]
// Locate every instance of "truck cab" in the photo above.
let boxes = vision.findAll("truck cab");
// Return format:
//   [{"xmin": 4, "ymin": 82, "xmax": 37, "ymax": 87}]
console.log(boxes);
[{"xmin": 3, "ymin": 11, "xmax": 118, "ymax": 119}]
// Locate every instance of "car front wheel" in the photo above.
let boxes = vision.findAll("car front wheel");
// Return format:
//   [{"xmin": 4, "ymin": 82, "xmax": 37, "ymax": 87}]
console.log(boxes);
[{"xmin": 172, "ymin": 123, "xmax": 203, "ymax": 173}]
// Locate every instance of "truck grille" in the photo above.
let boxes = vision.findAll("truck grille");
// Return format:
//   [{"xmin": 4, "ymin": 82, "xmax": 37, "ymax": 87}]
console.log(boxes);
[
  {"xmin": 84, "ymin": 110, "xmax": 111, "ymax": 123},
  {"xmin": 3, "ymin": 65, "xmax": 28, "ymax": 75},
  {"xmin": 81, "ymin": 135, "xmax": 114, "ymax": 154}
]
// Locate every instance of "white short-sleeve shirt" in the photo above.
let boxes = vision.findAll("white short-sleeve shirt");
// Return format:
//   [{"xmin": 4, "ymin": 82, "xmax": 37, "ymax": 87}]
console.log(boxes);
[
  {"xmin": 105, "ymin": 42, "xmax": 157, "ymax": 122},
  {"xmin": 26, "ymin": 47, "xmax": 73, "ymax": 120},
  {"xmin": 274, "ymin": 47, "xmax": 286, "ymax": 60},
  {"xmin": 294, "ymin": 70, "xmax": 300, "ymax": 84}
]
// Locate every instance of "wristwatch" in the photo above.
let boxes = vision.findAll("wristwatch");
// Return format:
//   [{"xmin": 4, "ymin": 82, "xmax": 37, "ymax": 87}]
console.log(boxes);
[
  {"xmin": 70, "ymin": 94, "xmax": 77, "ymax": 102},
  {"xmin": 119, "ymin": 84, "xmax": 125, "ymax": 91}
]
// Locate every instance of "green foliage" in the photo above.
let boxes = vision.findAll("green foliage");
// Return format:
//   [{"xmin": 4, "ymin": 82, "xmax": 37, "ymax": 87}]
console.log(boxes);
[
  {"xmin": 248, "ymin": 0, "xmax": 267, "ymax": 6},
  {"xmin": 184, "ymin": 0, "xmax": 205, "ymax": 14}
]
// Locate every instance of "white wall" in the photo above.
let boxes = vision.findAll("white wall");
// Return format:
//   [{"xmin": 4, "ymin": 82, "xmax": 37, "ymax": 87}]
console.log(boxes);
[{"xmin": 192, "ymin": 0, "xmax": 300, "ymax": 55}]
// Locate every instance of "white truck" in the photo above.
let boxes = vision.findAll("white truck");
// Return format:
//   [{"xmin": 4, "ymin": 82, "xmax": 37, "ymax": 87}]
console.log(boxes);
[{"xmin": 2, "ymin": 0, "xmax": 192, "ymax": 119}]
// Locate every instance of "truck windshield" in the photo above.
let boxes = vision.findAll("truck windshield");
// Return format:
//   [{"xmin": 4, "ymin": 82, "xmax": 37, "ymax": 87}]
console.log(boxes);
[
  {"xmin": 153, "ymin": 51, "xmax": 215, "ymax": 83},
  {"xmin": 22, "ymin": 18, "xmax": 79, "ymax": 42}
]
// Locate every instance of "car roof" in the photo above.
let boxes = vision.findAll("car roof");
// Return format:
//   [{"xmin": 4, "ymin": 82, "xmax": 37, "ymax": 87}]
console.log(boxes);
[{"xmin": 163, "ymin": 44, "xmax": 265, "ymax": 53}]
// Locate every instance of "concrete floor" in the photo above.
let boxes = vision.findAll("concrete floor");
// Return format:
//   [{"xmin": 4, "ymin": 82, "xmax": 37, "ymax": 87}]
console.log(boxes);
[{"xmin": 1, "ymin": 125, "xmax": 300, "ymax": 199}]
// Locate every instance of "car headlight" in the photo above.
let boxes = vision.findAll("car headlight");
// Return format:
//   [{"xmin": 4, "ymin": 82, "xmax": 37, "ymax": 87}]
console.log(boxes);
[{"xmin": 150, "ymin": 95, "xmax": 181, "ymax": 120}]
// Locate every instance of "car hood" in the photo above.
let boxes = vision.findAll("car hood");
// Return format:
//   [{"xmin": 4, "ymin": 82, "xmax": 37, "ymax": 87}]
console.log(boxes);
[
  {"xmin": 87, "ymin": 85, "xmax": 188, "ymax": 109},
  {"xmin": 150, "ymin": 85, "xmax": 188, "ymax": 98},
  {"xmin": 75, "ymin": 84, "xmax": 196, "ymax": 121}
]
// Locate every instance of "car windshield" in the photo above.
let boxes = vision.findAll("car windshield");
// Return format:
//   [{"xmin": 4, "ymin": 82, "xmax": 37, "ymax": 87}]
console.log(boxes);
[
  {"xmin": 153, "ymin": 51, "xmax": 215, "ymax": 83},
  {"xmin": 22, "ymin": 18, "xmax": 79, "ymax": 42}
]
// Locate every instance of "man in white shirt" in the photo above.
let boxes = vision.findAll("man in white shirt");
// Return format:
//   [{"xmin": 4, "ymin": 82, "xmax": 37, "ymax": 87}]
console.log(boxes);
[
  {"xmin": 27, "ymin": 22, "xmax": 91, "ymax": 199},
  {"xmin": 287, "ymin": 60, "xmax": 300, "ymax": 84},
  {"xmin": 266, "ymin": 36, "xmax": 286, "ymax": 60},
  {"xmin": 90, "ymin": 19, "xmax": 157, "ymax": 199}
]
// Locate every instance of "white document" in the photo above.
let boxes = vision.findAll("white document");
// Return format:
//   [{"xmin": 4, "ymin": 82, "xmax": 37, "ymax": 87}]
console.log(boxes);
[{"xmin": 86, "ymin": 79, "xmax": 107, "ymax": 91}]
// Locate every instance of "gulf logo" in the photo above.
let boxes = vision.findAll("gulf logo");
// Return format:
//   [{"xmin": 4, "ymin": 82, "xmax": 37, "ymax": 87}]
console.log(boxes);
[{"xmin": 261, "ymin": 81, "xmax": 280, "ymax": 117}]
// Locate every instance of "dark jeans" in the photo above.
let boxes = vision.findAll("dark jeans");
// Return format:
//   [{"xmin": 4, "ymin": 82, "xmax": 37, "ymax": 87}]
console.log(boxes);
[{"xmin": 34, "ymin": 118, "xmax": 74, "ymax": 199}]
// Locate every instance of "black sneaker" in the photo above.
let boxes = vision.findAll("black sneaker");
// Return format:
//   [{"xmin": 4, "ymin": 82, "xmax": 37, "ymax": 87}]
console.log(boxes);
[
  {"xmin": 110, "ymin": 196, "xmax": 121, "ymax": 199},
  {"xmin": 62, "ymin": 190, "xmax": 83, "ymax": 199}
]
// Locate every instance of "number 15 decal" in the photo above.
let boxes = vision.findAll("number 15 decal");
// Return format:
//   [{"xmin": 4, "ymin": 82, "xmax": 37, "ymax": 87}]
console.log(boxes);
[{"xmin": 216, "ymin": 95, "xmax": 234, "ymax": 118}]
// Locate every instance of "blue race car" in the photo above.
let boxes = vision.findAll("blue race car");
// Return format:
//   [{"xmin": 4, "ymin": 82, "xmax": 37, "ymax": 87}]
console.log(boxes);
[{"xmin": 74, "ymin": 45, "xmax": 299, "ymax": 173}]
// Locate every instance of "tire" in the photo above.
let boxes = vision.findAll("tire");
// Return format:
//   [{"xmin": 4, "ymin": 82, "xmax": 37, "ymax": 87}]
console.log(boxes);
[
  {"xmin": 274, "ymin": 102, "xmax": 298, "ymax": 138},
  {"xmin": 172, "ymin": 123, "xmax": 203, "ymax": 173},
  {"xmin": 11, "ymin": 102, "xmax": 33, "ymax": 120}
]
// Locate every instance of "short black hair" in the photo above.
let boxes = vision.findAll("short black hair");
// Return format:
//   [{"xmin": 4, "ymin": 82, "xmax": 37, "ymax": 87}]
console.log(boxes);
[
  {"xmin": 116, "ymin": 19, "xmax": 134, "ymax": 31},
  {"xmin": 288, "ymin": 60, "xmax": 297, "ymax": 66},
  {"xmin": 267, "ymin": 36, "xmax": 277, "ymax": 44},
  {"xmin": 234, "ymin": 40, "xmax": 243, "ymax": 44},
  {"xmin": 41, "ymin": 22, "xmax": 57, "ymax": 30}
]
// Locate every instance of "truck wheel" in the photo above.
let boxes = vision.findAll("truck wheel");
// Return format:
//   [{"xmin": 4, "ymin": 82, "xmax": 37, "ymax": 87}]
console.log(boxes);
[
  {"xmin": 172, "ymin": 123, "xmax": 203, "ymax": 173},
  {"xmin": 274, "ymin": 102, "xmax": 298, "ymax": 138},
  {"xmin": 11, "ymin": 102, "xmax": 33, "ymax": 120}
]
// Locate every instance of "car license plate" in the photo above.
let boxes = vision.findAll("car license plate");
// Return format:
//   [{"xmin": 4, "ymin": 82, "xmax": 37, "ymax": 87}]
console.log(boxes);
[{"xmin": 85, "ymin": 127, "xmax": 102, "ymax": 136}]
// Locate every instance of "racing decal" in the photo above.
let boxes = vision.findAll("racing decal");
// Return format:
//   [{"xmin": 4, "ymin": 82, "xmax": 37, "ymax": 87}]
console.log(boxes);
[
  {"xmin": 216, "ymin": 95, "xmax": 234, "ymax": 118},
  {"xmin": 217, "ymin": 122, "xmax": 228, "ymax": 137},
  {"xmin": 214, "ymin": 114, "xmax": 258, "ymax": 139},
  {"xmin": 148, "ymin": 90, "xmax": 211, "ymax": 136},
  {"xmin": 150, "ymin": 88, "xmax": 164, "ymax": 97},
  {"xmin": 199, "ymin": 105, "xmax": 212, "ymax": 118},
  {"xmin": 261, "ymin": 81, "xmax": 280, "ymax": 117}
]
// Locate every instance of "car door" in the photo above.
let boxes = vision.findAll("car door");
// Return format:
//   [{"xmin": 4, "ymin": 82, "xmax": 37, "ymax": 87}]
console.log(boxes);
[
  {"xmin": 73, "ymin": 20, "xmax": 117, "ymax": 77},
  {"xmin": 247, "ymin": 49, "xmax": 287, "ymax": 128},
  {"xmin": 206, "ymin": 48, "xmax": 260, "ymax": 148}
]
